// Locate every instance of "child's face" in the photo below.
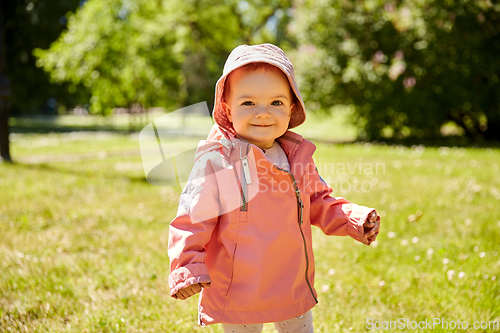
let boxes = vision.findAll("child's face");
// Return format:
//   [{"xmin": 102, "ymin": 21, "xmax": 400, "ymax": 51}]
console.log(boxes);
[{"xmin": 222, "ymin": 68, "xmax": 295, "ymax": 150}]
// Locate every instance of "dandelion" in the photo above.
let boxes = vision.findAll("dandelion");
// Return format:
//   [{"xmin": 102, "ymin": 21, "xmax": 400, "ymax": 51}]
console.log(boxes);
[
  {"xmin": 493, "ymin": 251, "xmax": 498, "ymax": 256},
  {"xmin": 411, "ymin": 237, "xmax": 419, "ymax": 244},
  {"xmin": 458, "ymin": 272, "xmax": 466, "ymax": 279},
  {"xmin": 483, "ymin": 274, "xmax": 489, "ymax": 280},
  {"xmin": 392, "ymin": 161, "xmax": 402, "ymax": 169},
  {"xmin": 371, "ymin": 241, "xmax": 378, "ymax": 248},
  {"xmin": 379, "ymin": 281, "xmax": 385, "ymax": 287},
  {"xmin": 479, "ymin": 252, "xmax": 486, "ymax": 258},
  {"xmin": 465, "ymin": 218, "xmax": 472, "ymax": 226},
  {"xmin": 447, "ymin": 270, "xmax": 455, "ymax": 280},
  {"xmin": 492, "ymin": 276, "xmax": 496, "ymax": 281},
  {"xmin": 401, "ymin": 239, "xmax": 408, "ymax": 246},
  {"xmin": 414, "ymin": 256, "xmax": 420, "ymax": 261},
  {"xmin": 427, "ymin": 248, "xmax": 434, "ymax": 259},
  {"xmin": 321, "ymin": 285, "xmax": 330, "ymax": 293},
  {"xmin": 328, "ymin": 269, "xmax": 336, "ymax": 276},
  {"xmin": 438, "ymin": 147, "xmax": 450, "ymax": 156},
  {"xmin": 388, "ymin": 231, "xmax": 396, "ymax": 239},
  {"xmin": 442, "ymin": 258, "xmax": 450, "ymax": 265},
  {"xmin": 473, "ymin": 246, "xmax": 479, "ymax": 251}
]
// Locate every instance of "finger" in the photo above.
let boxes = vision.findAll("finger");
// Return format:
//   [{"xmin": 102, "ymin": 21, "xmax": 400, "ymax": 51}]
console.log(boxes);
[
  {"xmin": 364, "ymin": 222, "xmax": 375, "ymax": 228},
  {"xmin": 365, "ymin": 225, "xmax": 377, "ymax": 238},
  {"xmin": 178, "ymin": 288, "xmax": 192, "ymax": 299},
  {"xmin": 369, "ymin": 211, "xmax": 377, "ymax": 222},
  {"xmin": 185, "ymin": 286, "xmax": 197, "ymax": 297},
  {"xmin": 191, "ymin": 283, "xmax": 202, "ymax": 294},
  {"xmin": 367, "ymin": 220, "xmax": 380, "ymax": 236},
  {"xmin": 359, "ymin": 230, "xmax": 370, "ymax": 244},
  {"xmin": 366, "ymin": 225, "xmax": 380, "ymax": 238},
  {"xmin": 368, "ymin": 231, "xmax": 379, "ymax": 241},
  {"xmin": 200, "ymin": 282, "xmax": 211, "ymax": 288},
  {"xmin": 176, "ymin": 291, "xmax": 187, "ymax": 300}
]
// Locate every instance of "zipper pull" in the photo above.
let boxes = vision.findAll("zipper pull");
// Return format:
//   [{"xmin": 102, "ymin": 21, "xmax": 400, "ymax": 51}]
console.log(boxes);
[
  {"xmin": 242, "ymin": 157, "xmax": 252, "ymax": 184},
  {"xmin": 300, "ymin": 202, "xmax": 304, "ymax": 225},
  {"xmin": 295, "ymin": 189, "xmax": 303, "ymax": 225}
]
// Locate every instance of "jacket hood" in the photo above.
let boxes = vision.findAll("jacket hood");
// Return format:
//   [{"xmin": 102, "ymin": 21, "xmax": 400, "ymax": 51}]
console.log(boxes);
[{"xmin": 212, "ymin": 43, "xmax": 307, "ymax": 135}]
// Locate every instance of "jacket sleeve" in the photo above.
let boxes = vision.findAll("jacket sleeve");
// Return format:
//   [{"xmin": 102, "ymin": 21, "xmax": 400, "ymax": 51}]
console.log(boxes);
[
  {"xmin": 168, "ymin": 155, "xmax": 220, "ymax": 297},
  {"xmin": 307, "ymin": 159, "xmax": 379, "ymax": 245}
]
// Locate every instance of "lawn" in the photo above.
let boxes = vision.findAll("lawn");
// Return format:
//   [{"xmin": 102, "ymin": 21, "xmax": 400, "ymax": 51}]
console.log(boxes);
[{"xmin": 1, "ymin": 115, "xmax": 499, "ymax": 332}]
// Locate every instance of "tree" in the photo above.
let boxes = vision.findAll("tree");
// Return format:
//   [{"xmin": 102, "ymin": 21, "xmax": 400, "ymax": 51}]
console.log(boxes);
[
  {"xmin": 3, "ymin": 0, "xmax": 86, "ymax": 115},
  {"xmin": 35, "ymin": 0, "xmax": 294, "ymax": 115},
  {"xmin": 291, "ymin": 0, "xmax": 500, "ymax": 141},
  {"xmin": 1, "ymin": 3, "xmax": 11, "ymax": 162}
]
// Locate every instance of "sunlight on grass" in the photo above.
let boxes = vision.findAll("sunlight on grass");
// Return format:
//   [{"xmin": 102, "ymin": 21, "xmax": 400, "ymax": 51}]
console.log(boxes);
[
  {"xmin": 293, "ymin": 106, "xmax": 358, "ymax": 142},
  {"xmin": 1, "ymin": 133, "xmax": 499, "ymax": 332}
]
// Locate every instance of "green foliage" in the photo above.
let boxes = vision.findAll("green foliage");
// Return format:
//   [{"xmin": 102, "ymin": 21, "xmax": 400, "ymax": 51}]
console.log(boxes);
[
  {"xmin": 34, "ymin": 0, "xmax": 294, "ymax": 115},
  {"xmin": 2, "ymin": 0, "xmax": 86, "ymax": 115},
  {"xmin": 34, "ymin": 0, "xmax": 184, "ymax": 115},
  {"xmin": 291, "ymin": 0, "xmax": 500, "ymax": 141}
]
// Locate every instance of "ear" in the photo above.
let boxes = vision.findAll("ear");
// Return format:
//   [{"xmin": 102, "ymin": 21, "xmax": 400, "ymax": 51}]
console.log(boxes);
[
  {"xmin": 222, "ymin": 100, "xmax": 232, "ymax": 123},
  {"xmin": 289, "ymin": 103, "xmax": 296, "ymax": 117}
]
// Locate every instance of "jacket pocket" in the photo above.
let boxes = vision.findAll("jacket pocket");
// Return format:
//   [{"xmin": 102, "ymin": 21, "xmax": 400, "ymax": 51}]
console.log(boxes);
[{"xmin": 225, "ymin": 242, "xmax": 238, "ymax": 296}]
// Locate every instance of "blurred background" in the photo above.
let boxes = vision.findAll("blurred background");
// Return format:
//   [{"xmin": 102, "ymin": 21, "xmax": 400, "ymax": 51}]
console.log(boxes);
[
  {"xmin": 1, "ymin": 1, "xmax": 499, "ymax": 332},
  {"xmin": 2, "ymin": 0, "xmax": 500, "ymax": 162}
]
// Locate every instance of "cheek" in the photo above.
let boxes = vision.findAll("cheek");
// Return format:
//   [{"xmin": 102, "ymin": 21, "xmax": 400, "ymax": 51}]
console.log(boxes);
[{"xmin": 229, "ymin": 112, "xmax": 247, "ymax": 130}]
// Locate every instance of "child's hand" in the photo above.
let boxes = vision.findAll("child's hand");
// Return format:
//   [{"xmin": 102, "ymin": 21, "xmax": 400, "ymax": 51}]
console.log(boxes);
[
  {"xmin": 174, "ymin": 282, "xmax": 211, "ymax": 300},
  {"xmin": 362, "ymin": 211, "xmax": 380, "ymax": 244}
]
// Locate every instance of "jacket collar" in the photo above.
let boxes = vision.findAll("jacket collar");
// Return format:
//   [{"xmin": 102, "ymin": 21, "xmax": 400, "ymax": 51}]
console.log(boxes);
[{"xmin": 204, "ymin": 124, "xmax": 316, "ymax": 181}]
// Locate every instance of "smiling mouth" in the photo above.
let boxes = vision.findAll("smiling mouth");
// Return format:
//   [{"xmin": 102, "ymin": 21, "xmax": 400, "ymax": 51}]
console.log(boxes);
[{"xmin": 252, "ymin": 124, "xmax": 273, "ymax": 127}]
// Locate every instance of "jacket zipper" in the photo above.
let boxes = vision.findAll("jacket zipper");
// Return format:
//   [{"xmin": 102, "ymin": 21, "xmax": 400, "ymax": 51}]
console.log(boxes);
[
  {"xmin": 240, "ymin": 144, "xmax": 251, "ymax": 211},
  {"xmin": 275, "ymin": 166, "xmax": 318, "ymax": 304}
]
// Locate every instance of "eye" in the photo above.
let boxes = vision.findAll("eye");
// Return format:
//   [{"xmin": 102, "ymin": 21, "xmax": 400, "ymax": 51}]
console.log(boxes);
[
  {"xmin": 241, "ymin": 101, "xmax": 254, "ymax": 106},
  {"xmin": 271, "ymin": 100, "xmax": 284, "ymax": 106}
]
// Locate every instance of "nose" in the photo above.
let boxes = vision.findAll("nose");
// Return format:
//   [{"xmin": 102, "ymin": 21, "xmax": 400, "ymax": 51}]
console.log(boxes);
[{"xmin": 254, "ymin": 106, "xmax": 271, "ymax": 119}]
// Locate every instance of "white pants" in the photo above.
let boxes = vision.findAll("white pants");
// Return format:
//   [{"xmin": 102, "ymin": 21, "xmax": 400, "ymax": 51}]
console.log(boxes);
[{"xmin": 222, "ymin": 310, "xmax": 314, "ymax": 333}]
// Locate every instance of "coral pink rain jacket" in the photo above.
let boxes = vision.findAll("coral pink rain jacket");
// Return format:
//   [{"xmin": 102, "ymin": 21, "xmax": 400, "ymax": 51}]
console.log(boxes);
[{"xmin": 168, "ymin": 44, "xmax": 378, "ymax": 326}]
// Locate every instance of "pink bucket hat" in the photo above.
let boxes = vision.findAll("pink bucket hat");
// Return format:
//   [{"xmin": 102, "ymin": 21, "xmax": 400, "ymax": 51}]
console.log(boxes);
[{"xmin": 212, "ymin": 43, "xmax": 306, "ymax": 134}]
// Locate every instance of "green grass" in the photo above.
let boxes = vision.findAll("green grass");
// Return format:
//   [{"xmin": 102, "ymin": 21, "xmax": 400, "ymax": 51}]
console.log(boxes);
[
  {"xmin": 10, "ymin": 107, "xmax": 358, "ymax": 143},
  {"xmin": 1, "ymin": 125, "xmax": 499, "ymax": 332}
]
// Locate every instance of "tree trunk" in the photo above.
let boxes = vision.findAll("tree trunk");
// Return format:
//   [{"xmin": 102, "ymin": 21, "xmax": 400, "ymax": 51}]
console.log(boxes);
[
  {"xmin": 483, "ymin": 119, "xmax": 500, "ymax": 141},
  {"xmin": 0, "ymin": 3, "xmax": 12, "ymax": 163}
]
